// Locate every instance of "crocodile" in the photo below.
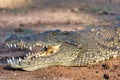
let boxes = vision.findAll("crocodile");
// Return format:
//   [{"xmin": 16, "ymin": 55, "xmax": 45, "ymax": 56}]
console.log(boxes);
[{"xmin": 4, "ymin": 24, "xmax": 120, "ymax": 71}]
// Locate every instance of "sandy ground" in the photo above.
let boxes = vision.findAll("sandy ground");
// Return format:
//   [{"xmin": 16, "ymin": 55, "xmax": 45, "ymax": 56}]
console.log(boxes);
[{"xmin": 0, "ymin": 0, "xmax": 120, "ymax": 80}]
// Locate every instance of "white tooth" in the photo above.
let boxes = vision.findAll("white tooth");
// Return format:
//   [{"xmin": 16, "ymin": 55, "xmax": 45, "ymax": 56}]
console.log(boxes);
[
  {"xmin": 8, "ymin": 44, "xmax": 11, "ymax": 48},
  {"xmin": 10, "ymin": 44, "xmax": 13, "ymax": 47},
  {"xmin": 7, "ymin": 59, "xmax": 9, "ymax": 63},
  {"xmin": 26, "ymin": 46, "xmax": 28, "ymax": 48},
  {"xmin": 35, "ymin": 53, "xmax": 37, "ymax": 55},
  {"xmin": 19, "ymin": 57, "xmax": 22, "ymax": 61},
  {"xmin": 29, "ymin": 46, "xmax": 32, "ymax": 50},
  {"xmin": 14, "ymin": 44, "xmax": 17, "ymax": 48},
  {"xmin": 9, "ymin": 59, "xmax": 12, "ymax": 63},
  {"xmin": 26, "ymin": 54, "xmax": 28, "ymax": 57},
  {"xmin": 28, "ymin": 53, "xmax": 31, "ymax": 55},
  {"xmin": 12, "ymin": 56, "xmax": 15, "ymax": 60},
  {"xmin": 16, "ymin": 60, "xmax": 19, "ymax": 64},
  {"xmin": 24, "ymin": 57, "xmax": 26, "ymax": 59},
  {"xmin": 35, "ymin": 55, "xmax": 38, "ymax": 58},
  {"xmin": 32, "ymin": 53, "xmax": 34, "ymax": 55},
  {"xmin": 32, "ymin": 58, "xmax": 35, "ymax": 60},
  {"xmin": 23, "ymin": 45, "xmax": 26, "ymax": 48}
]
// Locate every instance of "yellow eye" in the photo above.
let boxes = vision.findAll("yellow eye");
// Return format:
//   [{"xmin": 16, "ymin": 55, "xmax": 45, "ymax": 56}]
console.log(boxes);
[{"xmin": 52, "ymin": 32, "xmax": 57, "ymax": 35}]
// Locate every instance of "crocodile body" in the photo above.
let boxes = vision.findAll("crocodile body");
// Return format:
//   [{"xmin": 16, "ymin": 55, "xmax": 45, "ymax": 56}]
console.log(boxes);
[{"xmin": 4, "ymin": 24, "xmax": 120, "ymax": 71}]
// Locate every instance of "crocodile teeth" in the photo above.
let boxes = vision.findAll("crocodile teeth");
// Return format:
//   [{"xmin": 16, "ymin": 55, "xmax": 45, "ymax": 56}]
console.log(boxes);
[
  {"xmin": 35, "ymin": 55, "xmax": 38, "ymax": 58},
  {"xmin": 32, "ymin": 53, "xmax": 34, "ymax": 55},
  {"xmin": 7, "ymin": 56, "xmax": 23, "ymax": 65},
  {"xmin": 7, "ymin": 44, "xmax": 11, "ymax": 48},
  {"xmin": 29, "ymin": 46, "xmax": 32, "ymax": 50},
  {"xmin": 24, "ymin": 56, "xmax": 26, "ymax": 59},
  {"xmin": 25, "ymin": 53, "xmax": 33, "ymax": 57},
  {"xmin": 35, "ymin": 53, "xmax": 39, "ymax": 58},
  {"xmin": 9, "ymin": 59, "xmax": 13, "ymax": 63},
  {"xmin": 7, "ymin": 58, "xmax": 13, "ymax": 64},
  {"xmin": 25, "ymin": 46, "xmax": 28, "ymax": 48},
  {"xmin": 10, "ymin": 44, "xmax": 13, "ymax": 48},
  {"xmin": 6, "ymin": 43, "xmax": 11, "ymax": 48},
  {"xmin": 18, "ymin": 57, "xmax": 22, "ymax": 61},
  {"xmin": 32, "ymin": 57, "xmax": 35, "ymax": 60},
  {"xmin": 16, "ymin": 60, "xmax": 20, "ymax": 64},
  {"xmin": 13, "ymin": 44, "xmax": 17, "ymax": 48},
  {"xmin": 6, "ymin": 43, "xmax": 15, "ymax": 48},
  {"xmin": 7, "ymin": 59, "xmax": 10, "ymax": 63},
  {"xmin": 26, "ymin": 54, "xmax": 29, "ymax": 57},
  {"xmin": 12, "ymin": 56, "xmax": 15, "ymax": 60},
  {"xmin": 23, "ymin": 45, "xmax": 26, "ymax": 48},
  {"xmin": 28, "ymin": 53, "xmax": 31, "ymax": 56}
]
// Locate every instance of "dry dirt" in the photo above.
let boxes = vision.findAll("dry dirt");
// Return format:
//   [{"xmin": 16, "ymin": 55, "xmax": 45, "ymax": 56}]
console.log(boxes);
[{"xmin": 0, "ymin": 0, "xmax": 120, "ymax": 80}]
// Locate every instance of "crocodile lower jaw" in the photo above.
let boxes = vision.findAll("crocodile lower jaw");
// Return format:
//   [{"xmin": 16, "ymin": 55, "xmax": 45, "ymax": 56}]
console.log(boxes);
[{"xmin": 6, "ymin": 44, "xmax": 61, "ymax": 69}]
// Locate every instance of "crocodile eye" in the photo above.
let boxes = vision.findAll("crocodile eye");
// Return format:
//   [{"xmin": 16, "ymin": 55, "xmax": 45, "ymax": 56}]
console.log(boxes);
[{"xmin": 52, "ymin": 32, "xmax": 57, "ymax": 35}]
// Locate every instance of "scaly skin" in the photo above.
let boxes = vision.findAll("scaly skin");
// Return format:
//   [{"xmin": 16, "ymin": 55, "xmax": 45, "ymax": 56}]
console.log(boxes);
[{"xmin": 4, "ymin": 24, "xmax": 120, "ymax": 71}]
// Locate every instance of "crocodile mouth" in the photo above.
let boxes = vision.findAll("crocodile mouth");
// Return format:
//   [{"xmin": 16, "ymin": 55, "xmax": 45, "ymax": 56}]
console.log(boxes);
[
  {"xmin": 5, "ymin": 42, "xmax": 61, "ymax": 55},
  {"xmin": 5, "ymin": 42, "xmax": 61, "ymax": 67},
  {"xmin": 5, "ymin": 41, "xmax": 34, "ymax": 50}
]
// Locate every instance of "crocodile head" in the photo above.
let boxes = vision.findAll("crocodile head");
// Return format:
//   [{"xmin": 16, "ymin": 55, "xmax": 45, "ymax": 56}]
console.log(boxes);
[
  {"xmin": 4, "ymin": 30, "xmax": 62, "ymax": 51},
  {"xmin": 5, "ymin": 30, "xmax": 80, "ymax": 71}
]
